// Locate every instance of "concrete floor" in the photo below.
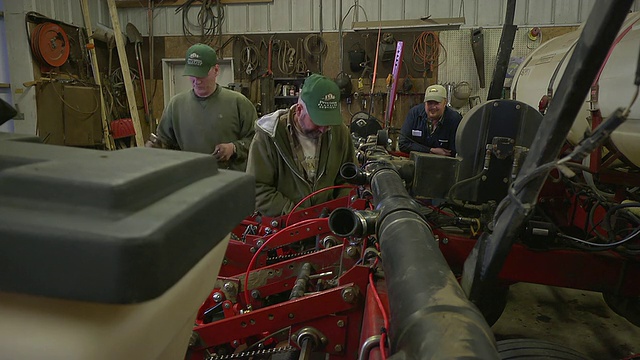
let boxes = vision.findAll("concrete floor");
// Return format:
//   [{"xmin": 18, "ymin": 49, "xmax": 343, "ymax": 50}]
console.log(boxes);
[{"xmin": 491, "ymin": 283, "xmax": 640, "ymax": 360}]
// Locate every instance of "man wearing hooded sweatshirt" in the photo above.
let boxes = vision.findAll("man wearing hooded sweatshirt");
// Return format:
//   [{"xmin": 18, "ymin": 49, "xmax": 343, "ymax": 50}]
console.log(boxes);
[{"xmin": 246, "ymin": 74, "xmax": 356, "ymax": 217}]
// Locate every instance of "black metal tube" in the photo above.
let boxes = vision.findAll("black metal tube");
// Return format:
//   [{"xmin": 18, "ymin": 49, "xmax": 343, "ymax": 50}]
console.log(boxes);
[
  {"xmin": 462, "ymin": 0, "xmax": 635, "ymax": 310},
  {"xmin": 487, "ymin": 0, "xmax": 517, "ymax": 100},
  {"xmin": 340, "ymin": 162, "xmax": 368, "ymax": 185},
  {"xmin": 370, "ymin": 168, "xmax": 499, "ymax": 359},
  {"xmin": 329, "ymin": 207, "xmax": 379, "ymax": 237}
]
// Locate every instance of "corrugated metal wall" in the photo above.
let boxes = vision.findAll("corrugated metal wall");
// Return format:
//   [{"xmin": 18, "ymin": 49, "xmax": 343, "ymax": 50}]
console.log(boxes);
[
  {"xmin": 7, "ymin": 0, "xmax": 640, "ymax": 133},
  {"xmin": 18, "ymin": 0, "xmax": 109, "ymax": 28},
  {"xmin": 15, "ymin": 0, "xmax": 640, "ymax": 36},
  {"xmin": 111, "ymin": 0, "xmax": 640, "ymax": 36}
]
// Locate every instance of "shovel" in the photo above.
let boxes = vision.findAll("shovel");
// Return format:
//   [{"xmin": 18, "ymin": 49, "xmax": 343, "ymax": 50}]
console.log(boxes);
[{"xmin": 126, "ymin": 23, "xmax": 150, "ymax": 124}]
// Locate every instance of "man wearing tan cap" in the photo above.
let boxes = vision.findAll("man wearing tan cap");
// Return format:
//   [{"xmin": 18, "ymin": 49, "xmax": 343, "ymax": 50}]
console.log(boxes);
[{"xmin": 399, "ymin": 84, "xmax": 462, "ymax": 156}]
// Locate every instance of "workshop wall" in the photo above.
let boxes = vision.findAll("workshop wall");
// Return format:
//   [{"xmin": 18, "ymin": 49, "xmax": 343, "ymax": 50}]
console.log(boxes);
[
  {"xmin": 3, "ymin": 0, "xmax": 110, "ymax": 136},
  {"xmin": 114, "ymin": 0, "xmax": 640, "ymax": 35},
  {"xmin": 4, "ymin": 0, "xmax": 640, "ymax": 146}
]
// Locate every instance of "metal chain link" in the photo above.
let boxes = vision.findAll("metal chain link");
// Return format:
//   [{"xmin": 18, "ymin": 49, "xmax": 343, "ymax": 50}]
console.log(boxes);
[
  {"xmin": 266, "ymin": 249, "xmax": 317, "ymax": 262},
  {"xmin": 207, "ymin": 345, "xmax": 296, "ymax": 360}
]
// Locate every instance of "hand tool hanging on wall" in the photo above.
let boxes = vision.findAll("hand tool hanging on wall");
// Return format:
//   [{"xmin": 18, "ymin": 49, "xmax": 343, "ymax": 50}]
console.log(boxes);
[
  {"xmin": 471, "ymin": 28, "xmax": 485, "ymax": 89},
  {"xmin": 265, "ymin": 36, "xmax": 274, "ymax": 77},
  {"xmin": 126, "ymin": 23, "xmax": 150, "ymax": 124},
  {"xmin": 370, "ymin": 26, "xmax": 383, "ymax": 95},
  {"xmin": 259, "ymin": 36, "xmax": 275, "ymax": 114},
  {"xmin": 383, "ymin": 41, "xmax": 404, "ymax": 129}
]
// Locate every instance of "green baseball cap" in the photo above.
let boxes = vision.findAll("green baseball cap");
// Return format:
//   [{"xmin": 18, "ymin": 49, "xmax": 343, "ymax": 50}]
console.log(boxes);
[
  {"xmin": 300, "ymin": 74, "xmax": 343, "ymax": 126},
  {"xmin": 183, "ymin": 43, "xmax": 218, "ymax": 78}
]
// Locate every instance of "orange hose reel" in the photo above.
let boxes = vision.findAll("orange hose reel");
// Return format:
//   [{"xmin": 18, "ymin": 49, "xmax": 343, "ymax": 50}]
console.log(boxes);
[{"xmin": 30, "ymin": 22, "xmax": 70, "ymax": 68}]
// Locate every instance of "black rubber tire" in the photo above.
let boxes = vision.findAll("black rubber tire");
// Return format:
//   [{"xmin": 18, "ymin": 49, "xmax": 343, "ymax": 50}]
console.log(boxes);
[
  {"xmin": 603, "ymin": 293, "xmax": 640, "ymax": 328},
  {"xmin": 497, "ymin": 338, "xmax": 591, "ymax": 360}
]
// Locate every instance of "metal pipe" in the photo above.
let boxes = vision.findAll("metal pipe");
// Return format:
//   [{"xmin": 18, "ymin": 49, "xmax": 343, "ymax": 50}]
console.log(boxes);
[
  {"xmin": 328, "ymin": 207, "xmax": 378, "ymax": 237},
  {"xmin": 340, "ymin": 162, "xmax": 368, "ymax": 185},
  {"xmin": 358, "ymin": 335, "xmax": 381, "ymax": 360},
  {"xmin": 289, "ymin": 263, "xmax": 311, "ymax": 300},
  {"xmin": 148, "ymin": 0, "xmax": 155, "ymax": 133},
  {"xmin": 370, "ymin": 167, "xmax": 499, "ymax": 359},
  {"xmin": 339, "ymin": 0, "xmax": 343, "ymax": 72},
  {"xmin": 298, "ymin": 337, "xmax": 312, "ymax": 360},
  {"xmin": 487, "ymin": 0, "xmax": 517, "ymax": 100}
]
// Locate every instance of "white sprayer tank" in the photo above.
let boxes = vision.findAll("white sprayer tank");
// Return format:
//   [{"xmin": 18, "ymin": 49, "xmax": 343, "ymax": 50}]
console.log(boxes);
[{"xmin": 511, "ymin": 12, "xmax": 640, "ymax": 166}]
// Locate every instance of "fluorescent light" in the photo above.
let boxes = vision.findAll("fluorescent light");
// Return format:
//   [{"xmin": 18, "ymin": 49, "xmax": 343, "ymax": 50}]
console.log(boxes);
[{"xmin": 352, "ymin": 17, "xmax": 465, "ymax": 32}]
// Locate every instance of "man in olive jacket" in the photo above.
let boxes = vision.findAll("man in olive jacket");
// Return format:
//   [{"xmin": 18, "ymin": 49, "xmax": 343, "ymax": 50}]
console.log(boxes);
[{"xmin": 246, "ymin": 74, "xmax": 356, "ymax": 217}]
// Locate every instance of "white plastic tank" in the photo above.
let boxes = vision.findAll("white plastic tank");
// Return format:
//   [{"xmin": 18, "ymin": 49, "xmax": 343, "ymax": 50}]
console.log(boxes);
[{"xmin": 511, "ymin": 12, "xmax": 640, "ymax": 166}]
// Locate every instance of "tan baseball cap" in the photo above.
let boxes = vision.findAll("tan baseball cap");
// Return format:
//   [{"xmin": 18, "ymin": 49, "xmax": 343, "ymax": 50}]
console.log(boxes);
[{"xmin": 424, "ymin": 84, "xmax": 447, "ymax": 103}]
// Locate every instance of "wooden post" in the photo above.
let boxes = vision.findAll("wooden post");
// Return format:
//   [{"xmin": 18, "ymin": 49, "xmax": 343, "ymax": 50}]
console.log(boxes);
[
  {"xmin": 80, "ymin": 0, "xmax": 116, "ymax": 150},
  {"xmin": 107, "ymin": 0, "xmax": 145, "ymax": 147}
]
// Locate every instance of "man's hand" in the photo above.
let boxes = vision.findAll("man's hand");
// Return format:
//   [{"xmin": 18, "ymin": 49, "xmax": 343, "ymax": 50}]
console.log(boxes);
[
  {"xmin": 430, "ymin": 147, "xmax": 452, "ymax": 156},
  {"xmin": 213, "ymin": 143, "xmax": 235, "ymax": 161},
  {"xmin": 145, "ymin": 133, "xmax": 163, "ymax": 148}
]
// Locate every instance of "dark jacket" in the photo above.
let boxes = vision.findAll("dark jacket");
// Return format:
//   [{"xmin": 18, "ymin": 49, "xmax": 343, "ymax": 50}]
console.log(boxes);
[
  {"xmin": 246, "ymin": 108, "xmax": 356, "ymax": 217},
  {"xmin": 399, "ymin": 105, "xmax": 462, "ymax": 156}
]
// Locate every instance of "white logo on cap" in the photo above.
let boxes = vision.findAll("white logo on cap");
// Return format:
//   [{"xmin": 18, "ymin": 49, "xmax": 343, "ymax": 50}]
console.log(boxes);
[
  {"xmin": 187, "ymin": 52, "xmax": 203, "ymax": 66},
  {"xmin": 318, "ymin": 93, "xmax": 338, "ymax": 109}
]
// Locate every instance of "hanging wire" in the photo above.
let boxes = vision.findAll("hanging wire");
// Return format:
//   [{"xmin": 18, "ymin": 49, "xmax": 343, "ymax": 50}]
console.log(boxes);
[
  {"xmin": 177, "ymin": 0, "xmax": 225, "ymax": 45},
  {"xmin": 239, "ymin": 36, "xmax": 260, "ymax": 76},
  {"xmin": 277, "ymin": 40, "xmax": 296, "ymax": 76},
  {"xmin": 303, "ymin": 33, "xmax": 327, "ymax": 59},
  {"xmin": 411, "ymin": 31, "xmax": 447, "ymax": 75},
  {"xmin": 295, "ymin": 38, "xmax": 308, "ymax": 75},
  {"xmin": 49, "ymin": 80, "xmax": 100, "ymax": 115}
]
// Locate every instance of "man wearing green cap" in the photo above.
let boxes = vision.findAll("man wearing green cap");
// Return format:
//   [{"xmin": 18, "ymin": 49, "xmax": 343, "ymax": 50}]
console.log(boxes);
[
  {"xmin": 151, "ymin": 43, "xmax": 257, "ymax": 171},
  {"xmin": 246, "ymin": 74, "xmax": 356, "ymax": 217}
]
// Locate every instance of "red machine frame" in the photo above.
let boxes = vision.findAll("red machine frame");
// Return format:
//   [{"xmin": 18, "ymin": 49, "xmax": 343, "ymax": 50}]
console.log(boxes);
[{"xmin": 187, "ymin": 184, "xmax": 640, "ymax": 359}]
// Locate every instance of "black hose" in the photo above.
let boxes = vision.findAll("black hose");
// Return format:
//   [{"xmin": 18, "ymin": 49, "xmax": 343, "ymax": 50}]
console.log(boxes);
[
  {"xmin": 340, "ymin": 162, "xmax": 368, "ymax": 185},
  {"xmin": 369, "ymin": 166, "xmax": 499, "ymax": 359},
  {"xmin": 328, "ymin": 208, "xmax": 378, "ymax": 237}
]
